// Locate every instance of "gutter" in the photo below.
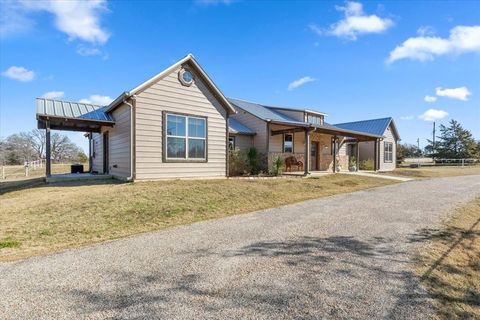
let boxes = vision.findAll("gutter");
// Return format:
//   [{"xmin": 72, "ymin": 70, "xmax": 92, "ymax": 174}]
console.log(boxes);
[{"xmin": 122, "ymin": 96, "xmax": 136, "ymax": 181}]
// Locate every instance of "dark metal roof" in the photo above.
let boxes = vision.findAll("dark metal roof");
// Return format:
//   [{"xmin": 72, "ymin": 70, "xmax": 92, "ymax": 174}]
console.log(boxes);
[
  {"xmin": 228, "ymin": 98, "xmax": 307, "ymax": 126},
  {"xmin": 36, "ymin": 98, "xmax": 114, "ymax": 122},
  {"xmin": 229, "ymin": 118, "xmax": 255, "ymax": 135},
  {"xmin": 334, "ymin": 117, "xmax": 400, "ymax": 140}
]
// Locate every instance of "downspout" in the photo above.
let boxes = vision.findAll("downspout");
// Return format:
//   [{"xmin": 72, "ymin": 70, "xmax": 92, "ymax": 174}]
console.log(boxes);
[{"xmin": 123, "ymin": 96, "xmax": 136, "ymax": 181}]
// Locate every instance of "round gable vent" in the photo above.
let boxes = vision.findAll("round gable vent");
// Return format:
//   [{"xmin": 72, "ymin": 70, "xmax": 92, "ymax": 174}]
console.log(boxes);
[{"xmin": 178, "ymin": 69, "xmax": 194, "ymax": 87}]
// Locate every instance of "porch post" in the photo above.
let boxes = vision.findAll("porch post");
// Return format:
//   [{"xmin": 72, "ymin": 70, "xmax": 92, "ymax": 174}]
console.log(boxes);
[
  {"xmin": 373, "ymin": 139, "xmax": 378, "ymax": 171},
  {"xmin": 332, "ymin": 135, "xmax": 337, "ymax": 173},
  {"xmin": 45, "ymin": 121, "xmax": 51, "ymax": 177},
  {"xmin": 304, "ymin": 128, "xmax": 309, "ymax": 175},
  {"xmin": 356, "ymin": 140, "xmax": 360, "ymax": 171},
  {"xmin": 88, "ymin": 132, "xmax": 93, "ymax": 173}
]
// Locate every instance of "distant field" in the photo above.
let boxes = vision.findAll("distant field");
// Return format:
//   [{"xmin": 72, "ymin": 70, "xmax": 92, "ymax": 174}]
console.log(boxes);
[
  {"xmin": 1, "ymin": 163, "xmax": 88, "ymax": 181},
  {"xmin": 381, "ymin": 166, "xmax": 480, "ymax": 179}
]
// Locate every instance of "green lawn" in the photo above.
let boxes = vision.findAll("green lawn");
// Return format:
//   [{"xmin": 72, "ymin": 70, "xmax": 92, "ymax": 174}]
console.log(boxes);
[{"xmin": 0, "ymin": 174, "xmax": 395, "ymax": 261}]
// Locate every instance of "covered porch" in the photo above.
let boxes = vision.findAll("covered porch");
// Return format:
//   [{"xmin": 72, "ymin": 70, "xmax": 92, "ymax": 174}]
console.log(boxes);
[
  {"xmin": 267, "ymin": 121, "xmax": 383, "ymax": 175},
  {"xmin": 36, "ymin": 98, "xmax": 115, "ymax": 182}
]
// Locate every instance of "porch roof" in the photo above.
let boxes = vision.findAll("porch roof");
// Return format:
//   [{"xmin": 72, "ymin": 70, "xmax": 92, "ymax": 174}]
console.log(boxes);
[{"xmin": 36, "ymin": 98, "xmax": 115, "ymax": 132}]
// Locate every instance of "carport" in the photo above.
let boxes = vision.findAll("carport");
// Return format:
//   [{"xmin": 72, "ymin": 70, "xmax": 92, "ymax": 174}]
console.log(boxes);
[{"xmin": 36, "ymin": 98, "xmax": 115, "ymax": 179}]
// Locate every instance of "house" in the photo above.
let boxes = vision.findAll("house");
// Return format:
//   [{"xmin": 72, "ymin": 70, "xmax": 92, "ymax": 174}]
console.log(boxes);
[
  {"xmin": 334, "ymin": 118, "xmax": 400, "ymax": 171},
  {"xmin": 36, "ymin": 54, "xmax": 399, "ymax": 181}
]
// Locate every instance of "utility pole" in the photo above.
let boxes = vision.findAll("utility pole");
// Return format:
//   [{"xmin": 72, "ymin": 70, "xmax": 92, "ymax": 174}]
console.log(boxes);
[
  {"xmin": 417, "ymin": 138, "xmax": 420, "ymax": 168},
  {"xmin": 432, "ymin": 121, "xmax": 436, "ymax": 155}
]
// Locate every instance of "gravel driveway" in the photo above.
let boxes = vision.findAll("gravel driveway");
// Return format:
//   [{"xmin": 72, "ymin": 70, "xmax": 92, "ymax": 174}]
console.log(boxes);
[{"xmin": 1, "ymin": 175, "xmax": 479, "ymax": 319}]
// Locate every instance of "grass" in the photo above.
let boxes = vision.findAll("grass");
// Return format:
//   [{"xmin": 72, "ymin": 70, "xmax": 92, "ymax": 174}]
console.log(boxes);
[
  {"xmin": 1, "ymin": 163, "xmax": 88, "ymax": 181},
  {"xmin": 413, "ymin": 197, "xmax": 480, "ymax": 319},
  {"xmin": 0, "ymin": 174, "xmax": 395, "ymax": 261},
  {"xmin": 381, "ymin": 166, "xmax": 480, "ymax": 179}
]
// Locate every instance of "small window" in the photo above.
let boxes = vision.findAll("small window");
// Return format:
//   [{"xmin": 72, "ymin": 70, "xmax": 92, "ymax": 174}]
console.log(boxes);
[
  {"xmin": 165, "ymin": 113, "xmax": 206, "ymax": 160},
  {"xmin": 228, "ymin": 137, "xmax": 235, "ymax": 150},
  {"xmin": 384, "ymin": 142, "xmax": 393, "ymax": 163},
  {"xmin": 307, "ymin": 114, "xmax": 323, "ymax": 125},
  {"xmin": 283, "ymin": 133, "xmax": 293, "ymax": 153}
]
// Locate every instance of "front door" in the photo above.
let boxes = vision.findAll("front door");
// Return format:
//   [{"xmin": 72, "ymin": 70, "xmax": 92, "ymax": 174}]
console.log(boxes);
[
  {"xmin": 103, "ymin": 132, "xmax": 109, "ymax": 174},
  {"xmin": 310, "ymin": 142, "xmax": 318, "ymax": 171}
]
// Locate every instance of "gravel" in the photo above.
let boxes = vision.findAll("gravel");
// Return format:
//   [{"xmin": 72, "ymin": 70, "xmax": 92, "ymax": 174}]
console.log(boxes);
[{"xmin": 1, "ymin": 175, "xmax": 479, "ymax": 319}]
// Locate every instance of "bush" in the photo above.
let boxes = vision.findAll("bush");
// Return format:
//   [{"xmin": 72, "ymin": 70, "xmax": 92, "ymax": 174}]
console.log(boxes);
[
  {"xmin": 228, "ymin": 148, "xmax": 248, "ymax": 176},
  {"xmin": 247, "ymin": 147, "xmax": 260, "ymax": 175},
  {"xmin": 359, "ymin": 158, "xmax": 374, "ymax": 170},
  {"xmin": 270, "ymin": 156, "xmax": 285, "ymax": 176}
]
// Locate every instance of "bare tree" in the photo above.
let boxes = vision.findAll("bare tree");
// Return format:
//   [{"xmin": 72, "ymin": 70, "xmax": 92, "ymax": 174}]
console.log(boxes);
[{"xmin": 29, "ymin": 129, "xmax": 46, "ymax": 158}]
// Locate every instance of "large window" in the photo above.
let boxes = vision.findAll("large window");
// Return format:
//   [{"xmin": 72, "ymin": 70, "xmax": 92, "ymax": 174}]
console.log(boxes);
[
  {"xmin": 283, "ymin": 133, "xmax": 293, "ymax": 153},
  {"xmin": 384, "ymin": 142, "xmax": 393, "ymax": 162},
  {"xmin": 166, "ymin": 113, "xmax": 206, "ymax": 160}
]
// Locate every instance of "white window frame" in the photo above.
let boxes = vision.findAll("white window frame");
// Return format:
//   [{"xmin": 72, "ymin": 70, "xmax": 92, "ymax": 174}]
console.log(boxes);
[
  {"xmin": 165, "ymin": 113, "xmax": 207, "ymax": 162},
  {"xmin": 384, "ymin": 142, "xmax": 393, "ymax": 163}
]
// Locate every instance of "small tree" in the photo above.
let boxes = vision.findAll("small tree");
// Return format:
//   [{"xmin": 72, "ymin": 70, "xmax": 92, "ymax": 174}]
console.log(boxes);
[{"xmin": 397, "ymin": 143, "xmax": 422, "ymax": 162}]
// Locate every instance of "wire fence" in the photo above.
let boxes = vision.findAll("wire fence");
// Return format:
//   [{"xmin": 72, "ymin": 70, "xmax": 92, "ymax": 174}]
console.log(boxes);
[{"xmin": 399, "ymin": 158, "xmax": 480, "ymax": 168}]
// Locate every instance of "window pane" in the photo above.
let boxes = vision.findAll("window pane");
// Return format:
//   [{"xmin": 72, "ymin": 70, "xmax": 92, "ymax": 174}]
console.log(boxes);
[
  {"xmin": 188, "ymin": 139, "xmax": 206, "ymax": 158},
  {"xmin": 284, "ymin": 134, "xmax": 293, "ymax": 153},
  {"xmin": 188, "ymin": 117, "xmax": 206, "ymax": 138},
  {"xmin": 167, "ymin": 115, "xmax": 186, "ymax": 136},
  {"xmin": 167, "ymin": 137, "xmax": 186, "ymax": 158}
]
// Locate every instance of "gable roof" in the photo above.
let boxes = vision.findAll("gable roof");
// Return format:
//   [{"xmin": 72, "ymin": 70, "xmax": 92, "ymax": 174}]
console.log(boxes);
[
  {"xmin": 36, "ymin": 98, "xmax": 114, "ymax": 123},
  {"xmin": 228, "ymin": 98, "xmax": 308, "ymax": 126},
  {"xmin": 334, "ymin": 117, "xmax": 400, "ymax": 140},
  {"xmin": 106, "ymin": 54, "xmax": 236, "ymax": 115},
  {"xmin": 229, "ymin": 118, "xmax": 255, "ymax": 135}
]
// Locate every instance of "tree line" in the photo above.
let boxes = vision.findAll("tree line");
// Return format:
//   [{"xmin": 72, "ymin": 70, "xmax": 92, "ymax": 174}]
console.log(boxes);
[
  {"xmin": 0, "ymin": 129, "xmax": 87, "ymax": 165},
  {"xmin": 397, "ymin": 119, "xmax": 480, "ymax": 161}
]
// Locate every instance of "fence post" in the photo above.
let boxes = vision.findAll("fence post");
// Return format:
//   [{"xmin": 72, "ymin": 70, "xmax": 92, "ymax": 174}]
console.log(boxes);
[
  {"xmin": 25, "ymin": 164, "xmax": 29, "ymax": 177},
  {"xmin": 462, "ymin": 159, "xmax": 464, "ymax": 167},
  {"xmin": 1, "ymin": 166, "xmax": 4, "ymax": 180}
]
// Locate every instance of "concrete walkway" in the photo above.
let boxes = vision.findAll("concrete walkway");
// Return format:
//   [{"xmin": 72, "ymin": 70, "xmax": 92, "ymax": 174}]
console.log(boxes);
[
  {"xmin": 343, "ymin": 171, "xmax": 414, "ymax": 181},
  {"xmin": 1, "ymin": 175, "xmax": 479, "ymax": 319}
]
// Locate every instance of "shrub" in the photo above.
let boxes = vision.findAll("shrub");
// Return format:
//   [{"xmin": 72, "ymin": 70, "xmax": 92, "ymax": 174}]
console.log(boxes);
[
  {"xmin": 247, "ymin": 147, "xmax": 260, "ymax": 175},
  {"xmin": 228, "ymin": 148, "xmax": 248, "ymax": 176},
  {"xmin": 271, "ymin": 156, "xmax": 285, "ymax": 176},
  {"xmin": 359, "ymin": 158, "xmax": 374, "ymax": 170}
]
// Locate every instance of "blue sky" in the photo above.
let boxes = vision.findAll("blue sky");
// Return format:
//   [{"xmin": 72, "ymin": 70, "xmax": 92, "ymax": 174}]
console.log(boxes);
[{"xmin": 1, "ymin": 0, "xmax": 479, "ymax": 152}]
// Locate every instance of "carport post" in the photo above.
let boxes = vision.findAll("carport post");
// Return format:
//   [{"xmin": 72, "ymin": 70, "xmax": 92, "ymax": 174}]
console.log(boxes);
[
  {"xmin": 356, "ymin": 140, "xmax": 360, "ymax": 171},
  {"xmin": 373, "ymin": 139, "xmax": 378, "ymax": 172},
  {"xmin": 45, "ymin": 121, "xmax": 51, "ymax": 177},
  {"xmin": 332, "ymin": 136, "xmax": 337, "ymax": 173}
]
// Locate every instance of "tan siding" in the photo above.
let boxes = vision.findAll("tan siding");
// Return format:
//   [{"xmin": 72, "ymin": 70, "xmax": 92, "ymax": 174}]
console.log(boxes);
[
  {"xmin": 230, "ymin": 110, "xmax": 268, "ymax": 154},
  {"xmin": 230, "ymin": 134, "xmax": 253, "ymax": 151},
  {"xmin": 108, "ymin": 104, "xmax": 131, "ymax": 178},
  {"xmin": 134, "ymin": 64, "xmax": 227, "ymax": 180},
  {"xmin": 379, "ymin": 125, "xmax": 396, "ymax": 171}
]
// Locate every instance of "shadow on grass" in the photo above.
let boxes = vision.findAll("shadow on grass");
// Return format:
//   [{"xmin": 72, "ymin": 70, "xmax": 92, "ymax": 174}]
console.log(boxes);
[
  {"xmin": 408, "ymin": 217, "xmax": 480, "ymax": 318},
  {"xmin": 0, "ymin": 178, "xmax": 126, "ymax": 195}
]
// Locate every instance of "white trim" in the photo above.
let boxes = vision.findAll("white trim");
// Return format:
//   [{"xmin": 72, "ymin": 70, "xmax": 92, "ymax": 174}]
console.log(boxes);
[{"xmin": 165, "ymin": 113, "xmax": 206, "ymax": 161}]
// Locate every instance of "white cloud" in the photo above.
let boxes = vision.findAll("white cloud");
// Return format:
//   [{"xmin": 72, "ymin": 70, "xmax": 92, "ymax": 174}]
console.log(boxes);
[
  {"xmin": 1, "ymin": 66, "xmax": 35, "ymax": 82},
  {"xmin": 387, "ymin": 25, "xmax": 480, "ymax": 63},
  {"xmin": 76, "ymin": 46, "xmax": 102, "ymax": 56},
  {"xmin": 79, "ymin": 95, "xmax": 114, "ymax": 106},
  {"xmin": 41, "ymin": 91, "xmax": 64, "ymax": 99},
  {"xmin": 288, "ymin": 76, "xmax": 316, "ymax": 91},
  {"xmin": 417, "ymin": 26, "xmax": 435, "ymax": 37},
  {"xmin": 418, "ymin": 109, "xmax": 448, "ymax": 121},
  {"xmin": 400, "ymin": 115, "xmax": 414, "ymax": 120},
  {"xmin": 435, "ymin": 86, "xmax": 471, "ymax": 101},
  {"xmin": 424, "ymin": 95, "xmax": 437, "ymax": 103},
  {"xmin": 310, "ymin": 1, "xmax": 393, "ymax": 40},
  {"xmin": 2, "ymin": 0, "xmax": 109, "ymax": 44},
  {"xmin": 0, "ymin": 0, "xmax": 34, "ymax": 37}
]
